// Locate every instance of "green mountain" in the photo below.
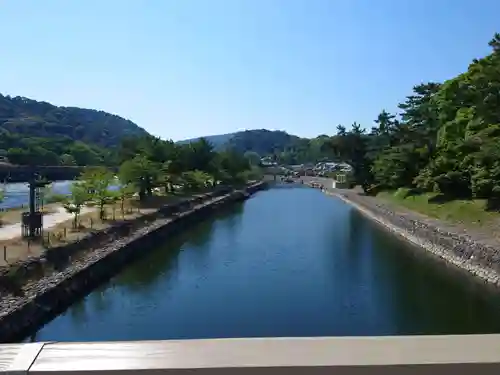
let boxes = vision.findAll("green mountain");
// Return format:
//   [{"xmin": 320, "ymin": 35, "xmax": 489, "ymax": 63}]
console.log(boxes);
[
  {"xmin": 177, "ymin": 133, "xmax": 235, "ymax": 148},
  {"xmin": 179, "ymin": 129, "xmax": 304, "ymax": 154},
  {"xmin": 0, "ymin": 93, "xmax": 148, "ymax": 166},
  {"xmin": 178, "ymin": 129, "xmax": 335, "ymax": 165},
  {"xmin": 0, "ymin": 91, "xmax": 325, "ymax": 168},
  {"xmin": 226, "ymin": 129, "xmax": 302, "ymax": 155}
]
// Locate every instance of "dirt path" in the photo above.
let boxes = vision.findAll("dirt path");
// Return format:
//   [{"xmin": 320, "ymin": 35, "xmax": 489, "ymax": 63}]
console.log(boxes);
[{"xmin": 0, "ymin": 206, "xmax": 94, "ymax": 241}]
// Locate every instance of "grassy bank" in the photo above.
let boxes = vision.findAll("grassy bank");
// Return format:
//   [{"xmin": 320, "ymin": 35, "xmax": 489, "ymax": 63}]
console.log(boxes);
[{"xmin": 377, "ymin": 188, "xmax": 500, "ymax": 228}]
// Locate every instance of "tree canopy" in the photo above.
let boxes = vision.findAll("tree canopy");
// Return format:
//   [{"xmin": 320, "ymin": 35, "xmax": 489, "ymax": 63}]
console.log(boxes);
[
  {"xmin": 323, "ymin": 33, "xmax": 500, "ymax": 202},
  {"xmin": 116, "ymin": 136, "xmax": 252, "ymax": 199}
]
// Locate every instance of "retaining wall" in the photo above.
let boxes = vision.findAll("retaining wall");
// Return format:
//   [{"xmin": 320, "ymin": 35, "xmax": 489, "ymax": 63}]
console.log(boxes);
[
  {"xmin": 0, "ymin": 182, "xmax": 265, "ymax": 343},
  {"xmin": 333, "ymin": 191, "xmax": 500, "ymax": 287}
]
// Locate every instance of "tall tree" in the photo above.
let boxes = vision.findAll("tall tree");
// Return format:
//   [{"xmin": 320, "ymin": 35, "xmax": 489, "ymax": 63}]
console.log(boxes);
[
  {"xmin": 81, "ymin": 167, "xmax": 114, "ymax": 220},
  {"xmin": 119, "ymin": 155, "xmax": 159, "ymax": 200}
]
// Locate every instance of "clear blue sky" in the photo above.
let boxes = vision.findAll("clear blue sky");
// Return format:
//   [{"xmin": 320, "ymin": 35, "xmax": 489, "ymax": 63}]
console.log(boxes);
[{"xmin": 1, "ymin": 1, "xmax": 498, "ymax": 141}]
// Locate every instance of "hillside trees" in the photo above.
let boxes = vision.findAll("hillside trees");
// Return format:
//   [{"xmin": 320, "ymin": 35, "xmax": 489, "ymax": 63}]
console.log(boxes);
[
  {"xmin": 0, "ymin": 93, "xmax": 146, "ymax": 167},
  {"xmin": 114, "ymin": 136, "xmax": 254, "ymax": 200},
  {"xmin": 332, "ymin": 33, "xmax": 500, "ymax": 200}
]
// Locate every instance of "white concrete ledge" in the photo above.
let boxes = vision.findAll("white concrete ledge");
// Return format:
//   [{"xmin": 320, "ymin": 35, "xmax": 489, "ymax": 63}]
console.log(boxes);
[{"xmin": 2, "ymin": 335, "xmax": 500, "ymax": 374}]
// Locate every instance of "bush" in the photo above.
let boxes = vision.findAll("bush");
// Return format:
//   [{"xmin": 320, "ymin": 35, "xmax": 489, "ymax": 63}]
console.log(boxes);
[
  {"xmin": 393, "ymin": 187, "xmax": 421, "ymax": 199},
  {"xmin": 393, "ymin": 187, "xmax": 411, "ymax": 199}
]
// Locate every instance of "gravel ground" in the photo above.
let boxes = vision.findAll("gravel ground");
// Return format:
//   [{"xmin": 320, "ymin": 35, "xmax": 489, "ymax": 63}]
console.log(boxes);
[{"xmin": 0, "ymin": 206, "xmax": 95, "ymax": 241}]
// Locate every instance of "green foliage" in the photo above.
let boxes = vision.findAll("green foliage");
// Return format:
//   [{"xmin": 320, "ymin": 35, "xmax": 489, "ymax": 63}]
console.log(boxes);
[
  {"xmin": 63, "ymin": 182, "xmax": 89, "ymax": 228},
  {"xmin": 379, "ymin": 191, "xmax": 497, "ymax": 228},
  {"xmin": 115, "ymin": 183, "xmax": 136, "ymax": 219},
  {"xmin": 111, "ymin": 133, "xmax": 256, "ymax": 199},
  {"xmin": 243, "ymin": 151, "xmax": 261, "ymax": 166},
  {"xmin": 80, "ymin": 167, "xmax": 114, "ymax": 220},
  {"xmin": 114, "ymin": 134, "xmax": 255, "ymax": 199},
  {"xmin": 323, "ymin": 33, "xmax": 500, "ymax": 203},
  {"xmin": 226, "ymin": 130, "xmax": 302, "ymax": 156},
  {"xmin": 181, "ymin": 170, "xmax": 212, "ymax": 192},
  {"xmin": 40, "ymin": 183, "xmax": 53, "ymax": 206},
  {"xmin": 59, "ymin": 153, "xmax": 76, "ymax": 166},
  {"xmin": 393, "ymin": 188, "xmax": 412, "ymax": 200},
  {"xmin": 119, "ymin": 155, "xmax": 159, "ymax": 200},
  {"xmin": 214, "ymin": 149, "xmax": 251, "ymax": 185},
  {"xmin": 245, "ymin": 166, "xmax": 264, "ymax": 182},
  {"xmin": 0, "ymin": 93, "xmax": 146, "ymax": 166}
]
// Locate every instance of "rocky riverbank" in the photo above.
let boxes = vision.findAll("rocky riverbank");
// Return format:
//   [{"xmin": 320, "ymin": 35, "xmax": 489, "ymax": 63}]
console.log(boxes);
[
  {"xmin": 331, "ymin": 190, "xmax": 500, "ymax": 287},
  {"xmin": 0, "ymin": 182, "xmax": 265, "ymax": 343}
]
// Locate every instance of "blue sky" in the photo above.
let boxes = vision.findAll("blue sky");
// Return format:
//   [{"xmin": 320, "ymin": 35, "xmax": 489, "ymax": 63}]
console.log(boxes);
[{"xmin": 1, "ymin": 1, "xmax": 499, "ymax": 141}]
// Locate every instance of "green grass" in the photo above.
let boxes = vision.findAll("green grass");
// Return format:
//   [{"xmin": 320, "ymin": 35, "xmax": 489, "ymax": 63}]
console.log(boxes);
[{"xmin": 377, "ymin": 189, "xmax": 499, "ymax": 228}]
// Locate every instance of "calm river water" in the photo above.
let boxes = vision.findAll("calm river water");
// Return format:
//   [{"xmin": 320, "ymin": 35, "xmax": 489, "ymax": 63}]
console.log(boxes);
[
  {"xmin": 0, "ymin": 180, "xmax": 119, "ymax": 210},
  {"xmin": 0, "ymin": 180, "xmax": 76, "ymax": 209},
  {"xmin": 27, "ymin": 185, "xmax": 500, "ymax": 342}
]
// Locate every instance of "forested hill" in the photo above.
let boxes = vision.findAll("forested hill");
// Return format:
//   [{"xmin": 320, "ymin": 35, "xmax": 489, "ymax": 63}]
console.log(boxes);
[
  {"xmin": 226, "ymin": 129, "xmax": 301, "ymax": 155},
  {"xmin": 179, "ymin": 129, "xmax": 316, "ymax": 163},
  {"xmin": 177, "ymin": 133, "xmax": 235, "ymax": 148},
  {"xmin": 186, "ymin": 129, "xmax": 340, "ymax": 165},
  {"xmin": 0, "ymin": 91, "xmax": 326, "ymax": 167},
  {"xmin": 178, "ymin": 129, "xmax": 301, "ymax": 153},
  {"xmin": 0, "ymin": 94, "xmax": 148, "ymax": 166}
]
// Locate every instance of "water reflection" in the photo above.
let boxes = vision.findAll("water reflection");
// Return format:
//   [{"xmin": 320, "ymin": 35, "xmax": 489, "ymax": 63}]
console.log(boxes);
[
  {"xmin": 0, "ymin": 179, "xmax": 120, "ymax": 209},
  {"xmin": 111, "ymin": 205, "xmax": 246, "ymax": 294},
  {"xmin": 0, "ymin": 180, "xmax": 75, "ymax": 209},
  {"xmin": 26, "ymin": 187, "xmax": 500, "ymax": 342},
  {"xmin": 367, "ymin": 217, "xmax": 500, "ymax": 334}
]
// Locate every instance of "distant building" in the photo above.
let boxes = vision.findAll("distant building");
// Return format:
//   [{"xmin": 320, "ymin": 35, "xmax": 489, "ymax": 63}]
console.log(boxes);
[
  {"xmin": 313, "ymin": 161, "xmax": 353, "ymax": 174},
  {"xmin": 289, "ymin": 164, "xmax": 304, "ymax": 171},
  {"xmin": 260, "ymin": 157, "xmax": 278, "ymax": 167},
  {"xmin": 331, "ymin": 173, "xmax": 350, "ymax": 189}
]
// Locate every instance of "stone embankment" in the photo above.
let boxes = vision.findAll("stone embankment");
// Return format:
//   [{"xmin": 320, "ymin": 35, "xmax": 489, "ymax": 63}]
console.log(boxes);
[
  {"xmin": 0, "ymin": 182, "xmax": 265, "ymax": 343},
  {"xmin": 331, "ymin": 190, "xmax": 500, "ymax": 287}
]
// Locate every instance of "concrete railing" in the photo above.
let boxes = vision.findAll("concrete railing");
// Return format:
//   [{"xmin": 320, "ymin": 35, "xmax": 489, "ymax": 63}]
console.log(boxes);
[{"xmin": 2, "ymin": 335, "xmax": 500, "ymax": 374}]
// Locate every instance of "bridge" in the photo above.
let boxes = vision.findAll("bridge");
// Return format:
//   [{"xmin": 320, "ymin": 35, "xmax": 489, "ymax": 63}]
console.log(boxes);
[
  {"xmin": 1, "ymin": 335, "xmax": 500, "ymax": 373},
  {"xmin": 0, "ymin": 165, "xmax": 119, "ymax": 183}
]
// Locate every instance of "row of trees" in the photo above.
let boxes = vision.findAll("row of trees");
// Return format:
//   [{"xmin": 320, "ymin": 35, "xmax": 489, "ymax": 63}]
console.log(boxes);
[
  {"xmin": 317, "ymin": 33, "xmax": 500, "ymax": 201},
  {"xmin": 1, "ymin": 136, "xmax": 116, "ymax": 167},
  {"xmin": 117, "ymin": 136, "xmax": 258, "ymax": 198},
  {"xmin": 61, "ymin": 136, "xmax": 260, "ymax": 227}
]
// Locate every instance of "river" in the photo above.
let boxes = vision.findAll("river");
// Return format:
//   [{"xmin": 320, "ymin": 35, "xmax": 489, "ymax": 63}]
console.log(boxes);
[
  {"xmin": 25, "ymin": 185, "xmax": 500, "ymax": 342},
  {"xmin": 0, "ymin": 180, "xmax": 76, "ymax": 210},
  {"xmin": 0, "ymin": 180, "xmax": 119, "ymax": 210}
]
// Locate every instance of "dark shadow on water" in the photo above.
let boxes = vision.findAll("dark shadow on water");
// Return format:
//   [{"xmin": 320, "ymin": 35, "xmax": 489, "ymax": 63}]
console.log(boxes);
[
  {"xmin": 366, "ymin": 215, "xmax": 500, "ymax": 335},
  {"xmin": 113, "ymin": 203, "xmax": 246, "ymax": 294},
  {"xmin": 113, "ymin": 227, "xmax": 212, "ymax": 294}
]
